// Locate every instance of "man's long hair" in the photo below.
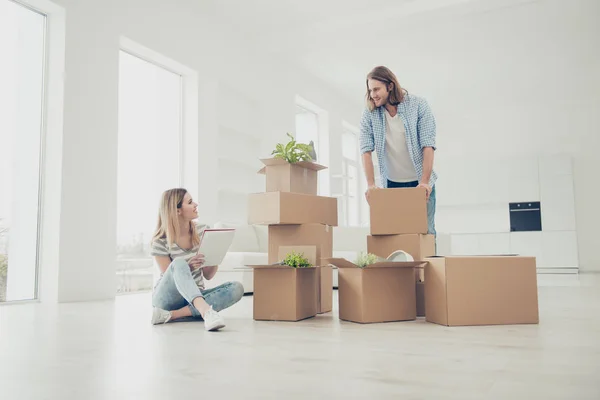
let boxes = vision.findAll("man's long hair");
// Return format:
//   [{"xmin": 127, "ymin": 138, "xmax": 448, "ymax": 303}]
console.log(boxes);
[{"xmin": 365, "ymin": 66, "xmax": 407, "ymax": 111}]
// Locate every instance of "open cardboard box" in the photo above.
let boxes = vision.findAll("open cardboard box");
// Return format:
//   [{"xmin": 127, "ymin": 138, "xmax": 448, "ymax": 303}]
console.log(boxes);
[
  {"xmin": 324, "ymin": 258, "xmax": 425, "ymax": 324},
  {"xmin": 268, "ymin": 224, "xmax": 333, "ymax": 265},
  {"xmin": 424, "ymin": 255, "xmax": 539, "ymax": 326},
  {"xmin": 278, "ymin": 246, "xmax": 332, "ymax": 314},
  {"xmin": 249, "ymin": 246, "xmax": 318, "ymax": 322},
  {"xmin": 258, "ymin": 158, "xmax": 327, "ymax": 195},
  {"xmin": 367, "ymin": 233, "xmax": 435, "ymax": 281},
  {"xmin": 248, "ymin": 191, "xmax": 338, "ymax": 226}
]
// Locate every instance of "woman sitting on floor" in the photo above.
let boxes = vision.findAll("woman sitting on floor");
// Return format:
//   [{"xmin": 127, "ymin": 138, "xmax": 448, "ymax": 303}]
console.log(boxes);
[{"xmin": 150, "ymin": 188, "xmax": 244, "ymax": 331}]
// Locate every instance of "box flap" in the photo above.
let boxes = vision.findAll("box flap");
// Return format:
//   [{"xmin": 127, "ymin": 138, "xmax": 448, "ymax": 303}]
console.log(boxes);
[
  {"xmin": 323, "ymin": 258, "xmax": 358, "ymax": 269},
  {"xmin": 258, "ymin": 158, "xmax": 327, "ymax": 174},
  {"xmin": 368, "ymin": 261, "xmax": 426, "ymax": 269},
  {"xmin": 324, "ymin": 258, "xmax": 425, "ymax": 269},
  {"xmin": 247, "ymin": 264, "xmax": 316, "ymax": 270}
]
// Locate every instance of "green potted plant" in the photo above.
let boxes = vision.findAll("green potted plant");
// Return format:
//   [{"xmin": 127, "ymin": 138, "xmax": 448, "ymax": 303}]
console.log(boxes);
[
  {"xmin": 271, "ymin": 133, "xmax": 314, "ymax": 163},
  {"xmin": 281, "ymin": 250, "xmax": 312, "ymax": 268},
  {"xmin": 354, "ymin": 252, "xmax": 380, "ymax": 269}
]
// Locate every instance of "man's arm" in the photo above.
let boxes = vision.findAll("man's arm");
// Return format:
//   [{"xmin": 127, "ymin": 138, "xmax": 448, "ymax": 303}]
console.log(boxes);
[
  {"xmin": 362, "ymin": 152, "xmax": 376, "ymax": 188},
  {"xmin": 416, "ymin": 99, "xmax": 437, "ymax": 199},
  {"xmin": 360, "ymin": 109, "xmax": 376, "ymax": 187},
  {"xmin": 420, "ymin": 147, "xmax": 434, "ymax": 185}
]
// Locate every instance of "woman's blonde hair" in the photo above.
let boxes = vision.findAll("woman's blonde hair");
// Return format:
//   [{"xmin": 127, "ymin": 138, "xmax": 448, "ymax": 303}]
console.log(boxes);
[
  {"xmin": 152, "ymin": 188, "xmax": 200, "ymax": 250},
  {"xmin": 365, "ymin": 66, "xmax": 407, "ymax": 111}
]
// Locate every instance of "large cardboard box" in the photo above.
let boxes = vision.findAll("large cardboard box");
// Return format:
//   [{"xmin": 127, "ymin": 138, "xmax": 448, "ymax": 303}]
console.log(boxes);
[
  {"xmin": 424, "ymin": 256, "xmax": 539, "ymax": 326},
  {"xmin": 258, "ymin": 158, "xmax": 327, "ymax": 195},
  {"xmin": 250, "ymin": 246, "xmax": 318, "ymax": 322},
  {"xmin": 325, "ymin": 258, "xmax": 424, "ymax": 324},
  {"xmin": 367, "ymin": 233, "xmax": 435, "ymax": 281},
  {"xmin": 268, "ymin": 224, "xmax": 333, "ymax": 265},
  {"xmin": 369, "ymin": 188, "xmax": 428, "ymax": 235},
  {"xmin": 248, "ymin": 192, "xmax": 338, "ymax": 226},
  {"xmin": 277, "ymin": 245, "xmax": 332, "ymax": 314}
]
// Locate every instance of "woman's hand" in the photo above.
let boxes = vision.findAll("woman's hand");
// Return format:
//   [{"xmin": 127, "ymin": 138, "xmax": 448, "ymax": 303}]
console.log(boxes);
[{"xmin": 188, "ymin": 253, "xmax": 205, "ymax": 270}]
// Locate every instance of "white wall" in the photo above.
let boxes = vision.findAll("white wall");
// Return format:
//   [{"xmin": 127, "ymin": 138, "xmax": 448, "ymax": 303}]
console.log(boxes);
[
  {"xmin": 40, "ymin": 0, "xmax": 359, "ymax": 302},
  {"xmin": 363, "ymin": 0, "xmax": 599, "ymax": 271}
]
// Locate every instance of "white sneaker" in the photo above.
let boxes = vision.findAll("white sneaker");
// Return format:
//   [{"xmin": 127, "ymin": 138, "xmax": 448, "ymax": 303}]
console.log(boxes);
[
  {"xmin": 151, "ymin": 307, "xmax": 172, "ymax": 325},
  {"xmin": 203, "ymin": 306, "xmax": 225, "ymax": 331}
]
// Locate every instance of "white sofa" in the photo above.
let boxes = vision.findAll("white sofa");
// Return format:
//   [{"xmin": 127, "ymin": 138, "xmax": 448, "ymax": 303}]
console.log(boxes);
[{"xmin": 204, "ymin": 222, "xmax": 369, "ymax": 293}]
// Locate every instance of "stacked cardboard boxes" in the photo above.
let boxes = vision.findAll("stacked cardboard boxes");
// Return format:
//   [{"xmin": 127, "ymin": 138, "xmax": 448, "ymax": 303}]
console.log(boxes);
[
  {"xmin": 328, "ymin": 187, "xmax": 540, "ymax": 326},
  {"xmin": 366, "ymin": 188, "xmax": 435, "ymax": 317},
  {"xmin": 247, "ymin": 158, "xmax": 338, "ymax": 321},
  {"xmin": 325, "ymin": 188, "xmax": 430, "ymax": 323}
]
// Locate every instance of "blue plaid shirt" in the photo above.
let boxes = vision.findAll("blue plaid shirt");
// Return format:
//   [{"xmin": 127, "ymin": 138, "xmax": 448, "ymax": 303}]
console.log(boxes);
[{"xmin": 359, "ymin": 93, "xmax": 438, "ymax": 188}]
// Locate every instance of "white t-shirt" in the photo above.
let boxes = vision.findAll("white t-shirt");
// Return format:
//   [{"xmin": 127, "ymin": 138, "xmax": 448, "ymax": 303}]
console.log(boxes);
[{"xmin": 384, "ymin": 109, "xmax": 418, "ymax": 182}]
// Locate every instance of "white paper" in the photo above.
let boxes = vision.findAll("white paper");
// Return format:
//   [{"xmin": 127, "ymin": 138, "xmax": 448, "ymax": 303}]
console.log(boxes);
[{"xmin": 198, "ymin": 229, "xmax": 236, "ymax": 267}]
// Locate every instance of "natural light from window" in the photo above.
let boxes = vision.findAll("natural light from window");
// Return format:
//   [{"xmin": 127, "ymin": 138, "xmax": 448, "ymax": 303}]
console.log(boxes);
[
  {"xmin": 0, "ymin": 0, "xmax": 46, "ymax": 302},
  {"xmin": 116, "ymin": 50, "xmax": 182, "ymax": 294}
]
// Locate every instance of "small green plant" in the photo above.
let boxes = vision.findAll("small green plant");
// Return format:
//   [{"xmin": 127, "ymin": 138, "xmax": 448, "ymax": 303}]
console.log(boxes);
[
  {"xmin": 355, "ymin": 252, "xmax": 380, "ymax": 268},
  {"xmin": 271, "ymin": 133, "xmax": 314, "ymax": 163},
  {"xmin": 282, "ymin": 251, "xmax": 312, "ymax": 268}
]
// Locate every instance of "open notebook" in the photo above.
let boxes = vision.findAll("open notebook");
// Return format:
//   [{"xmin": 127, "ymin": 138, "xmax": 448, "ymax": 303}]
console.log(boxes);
[{"xmin": 198, "ymin": 228, "xmax": 236, "ymax": 267}]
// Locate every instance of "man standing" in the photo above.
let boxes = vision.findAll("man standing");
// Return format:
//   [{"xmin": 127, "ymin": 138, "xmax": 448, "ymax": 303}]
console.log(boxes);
[{"xmin": 360, "ymin": 66, "xmax": 438, "ymax": 236}]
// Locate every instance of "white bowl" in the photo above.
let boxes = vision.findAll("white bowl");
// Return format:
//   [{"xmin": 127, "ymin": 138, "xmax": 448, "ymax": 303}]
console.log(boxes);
[{"xmin": 386, "ymin": 250, "xmax": 414, "ymax": 262}]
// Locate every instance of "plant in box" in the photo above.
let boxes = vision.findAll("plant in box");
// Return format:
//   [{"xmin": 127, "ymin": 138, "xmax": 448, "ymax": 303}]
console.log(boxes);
[
  {"xmin": 281, "ymin": 251, "xmax": 312, "ymax": 268},
  {"xmin": 354, "ymin": 252, "xmax": 380, "ymax": 268},
  {"xmin": 271, "ymin": 133, "xmax": 314, "ymax": 163}
]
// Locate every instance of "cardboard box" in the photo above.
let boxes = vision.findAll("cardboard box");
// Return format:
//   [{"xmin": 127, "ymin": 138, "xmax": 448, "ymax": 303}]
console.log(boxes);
[
  {"xmin": 324, "ymin": 258, "xmax": 425, "ymax": 324},
  {"xmin": 367, "ymin": 233, "xmax": 435, "ymax": 281},
  {"xmin": 416, "ymin": 281, "xmax": 425, "ymax": 317},
  {"xmin": 367, "ymin": 234, "xmax": 435, "ymax": 260},
  {"xmin": 250, "ymin": 246, "xmax": 318, "ymax": 322},
  {"xmin": 269, "ymin": 224, "xmax": 333, "ymax": 265},
  {"xmin": 258, "ymin": 158, "xmax": 327, "ymax": 195},
  {"xmin": 248, "ymin": 192, "xmax": 338, "ymax": 226},
  {"xmin": 277, "ymin": 245, "xmax": 332, "ymax": 314},
  {"xmin": 424, "ymin": 256, "xmax": 539, "ymax": 326},
  {"xmin": 317, "ymin": 266, "xmax": 333, "ymax": 314},
  {"xmin": 369, "ymin": 188, "xmax": 428, "ymax": 235}
]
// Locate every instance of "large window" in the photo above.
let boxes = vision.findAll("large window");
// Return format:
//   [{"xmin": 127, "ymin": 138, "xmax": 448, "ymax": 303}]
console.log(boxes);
[
  {"xmin": 295, "ymin": 105, "xmax": 320, "ymax": 161},
  {"xmin": 0, "ymin": 0, "xmax": 46, "ymax": 302},
  {"xmin": 341, "ymin": 126, "xmax": 360, "ymax": 226},
  {"xmin": 116, "ymin": 50, "xmax": 182, "ymax": 294},
  {"xmin": 295, "ymin": 98, "xmax": 330, "ymax": 196}
]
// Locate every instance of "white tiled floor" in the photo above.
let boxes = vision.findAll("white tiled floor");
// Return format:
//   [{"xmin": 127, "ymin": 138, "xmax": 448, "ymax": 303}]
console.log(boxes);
[{"xmin": 1, "ymin": 274, "xmax": 599, "ymax": 399}]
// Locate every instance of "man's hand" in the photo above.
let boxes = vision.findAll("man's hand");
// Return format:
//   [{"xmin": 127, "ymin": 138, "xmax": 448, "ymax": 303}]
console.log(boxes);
[
  {"xmin": 417, "ymin": 182, "xmax": 432, "ymax": 201},
  {"xmin": 365, "ymin": 184, "xmax": 378, "ymax": 204},
  {"xmin": 188, "ymin": 253, "xmax": 205, "ymax": 270}
]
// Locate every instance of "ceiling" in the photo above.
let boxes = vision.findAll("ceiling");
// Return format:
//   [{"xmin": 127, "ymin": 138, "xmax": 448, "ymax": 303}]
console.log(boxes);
[{"xmin": 208, "ymin": 0, "xmax": 541, "ymax": 101}]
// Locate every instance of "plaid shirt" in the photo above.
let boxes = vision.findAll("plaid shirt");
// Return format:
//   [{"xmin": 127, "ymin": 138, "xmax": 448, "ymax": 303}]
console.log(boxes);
[{"xmin": 359, "ymin": 93, "xmax": 438, "ymax": 188}]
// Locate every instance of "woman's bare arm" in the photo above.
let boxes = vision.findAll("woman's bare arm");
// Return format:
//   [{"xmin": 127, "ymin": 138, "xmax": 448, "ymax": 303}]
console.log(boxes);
[
  {"xmin": 154, "ymin": 256, "xmax": 171, "ymax": 274},
  {"xmin": 203, "ymin": 266, "xmax": 218, "ymax": 280}
]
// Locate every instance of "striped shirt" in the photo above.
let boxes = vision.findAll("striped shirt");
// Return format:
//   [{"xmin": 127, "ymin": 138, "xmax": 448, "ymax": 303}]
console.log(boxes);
[
  {"xmin": 360, "ymin": 93, "xmax": 438, "ymax": 188},
  {"xmin": 151, "ymin": 223, "xmax": 209, "ymax": 289}
]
